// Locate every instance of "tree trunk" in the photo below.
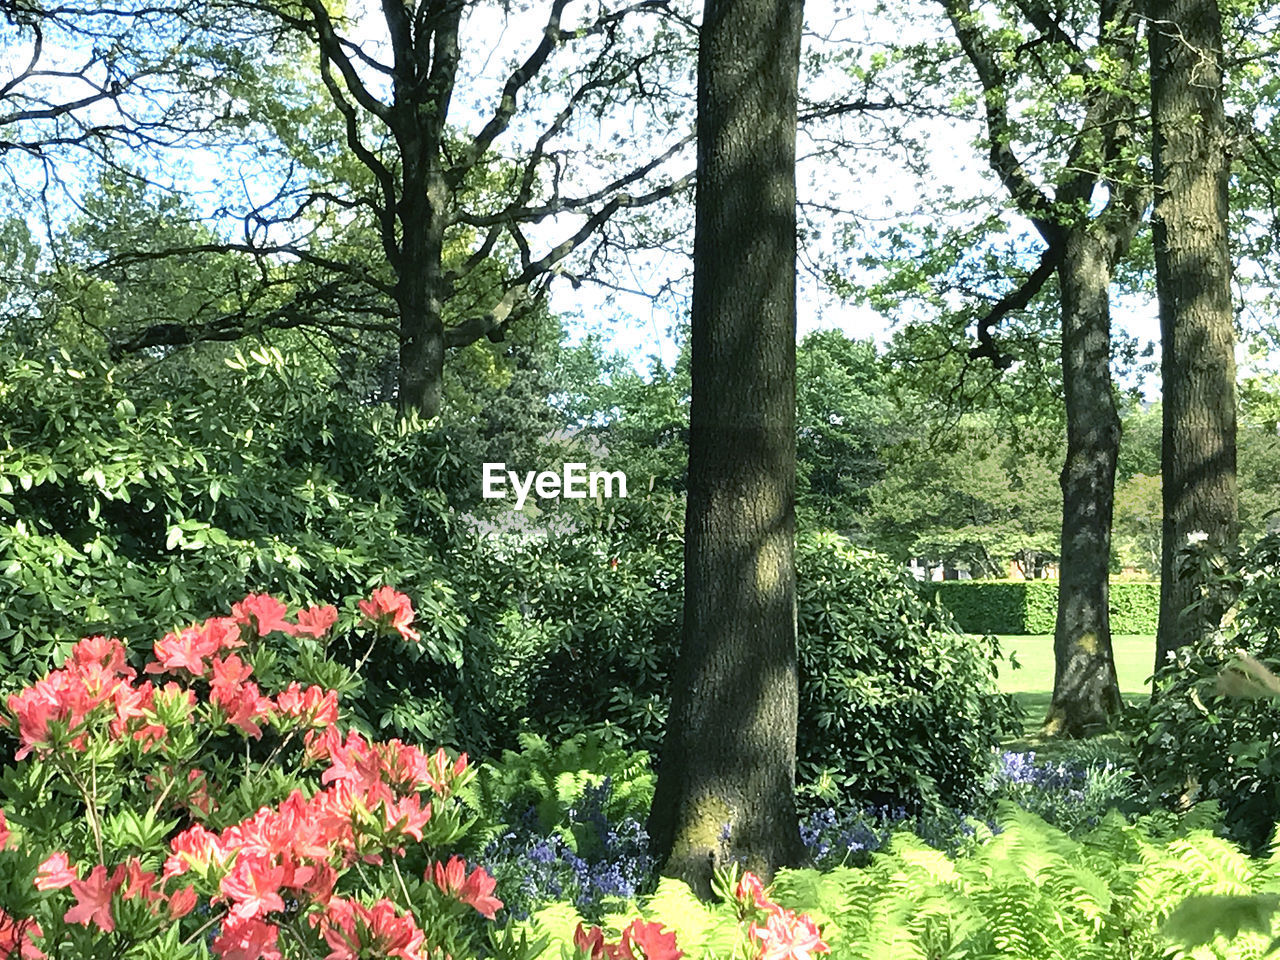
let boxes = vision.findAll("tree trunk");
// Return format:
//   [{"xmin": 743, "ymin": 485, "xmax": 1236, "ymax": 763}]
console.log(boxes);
[
  {"xmin": 1044, "ymin": 227, "xmax": 1123, "ymax": 737},
  {"xmin": 646, "ymin": 0, "xmax": 805, "ymax": 898},
  {"xmin": 1149, "ymin": 0, "xmax": 1238, "ymax": 669},
  {"xmin": 396, "ymin": 276, "xmax": 446, "ymax": 420},
  {"xmin": 396, "ymin": 156, "xmax": 448, "ymax": 420}
]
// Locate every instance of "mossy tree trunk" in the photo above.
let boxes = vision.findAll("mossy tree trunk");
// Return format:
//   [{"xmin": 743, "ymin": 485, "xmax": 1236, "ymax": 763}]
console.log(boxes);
[
  {"xmin": 1044, "ymin": 227, "xmax": 1124, "ymax": 737},
  {"xmin": 646, "ymin": 0, "xmax": 805, "ymax": 899},
  {"xmin": 1149, "ymin": 0, "xmax": 1239, "ymax": 669}
]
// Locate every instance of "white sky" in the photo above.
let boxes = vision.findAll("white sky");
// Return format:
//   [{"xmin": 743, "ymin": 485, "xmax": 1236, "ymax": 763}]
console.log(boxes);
[{"xmin": 4, "ymin": 0, "xmax": 1243, "ymax": 387}]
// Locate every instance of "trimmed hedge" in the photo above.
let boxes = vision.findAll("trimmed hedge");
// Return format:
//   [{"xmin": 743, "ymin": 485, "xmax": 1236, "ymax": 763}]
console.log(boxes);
[{"xmin": 927, "ymin": 579, "xmax": 1159, "ymax": 635}]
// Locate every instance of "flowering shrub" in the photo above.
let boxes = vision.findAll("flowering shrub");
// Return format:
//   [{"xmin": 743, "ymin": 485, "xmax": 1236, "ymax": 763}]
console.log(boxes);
[
  {"xmin": 799, "ymin": 800, "xmax": 996, "ymax": 868},
  {"xmin": 989, "ymin": 750, "xmax": 1140, "ymax": 833},
  {"xmin": 0, "ymin": 588, "xmax": 550, "ymax": 959},
  {"xmin": 564, "ymin": 869, "xmax": 829, "ymax": 960}
]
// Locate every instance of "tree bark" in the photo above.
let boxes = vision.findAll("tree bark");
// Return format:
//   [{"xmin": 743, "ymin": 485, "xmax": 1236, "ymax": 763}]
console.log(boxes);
[
  {"xmin": 1149, "ymin": 0, "xmax": 1238, "ymax": 668},
  {"xmin": 395, "ymin": 161, "xmax": 449, "ymax": 420},
  {"xmin": 646, "ymin": 0, "xmax": 805, "ymax": 898},
  {"xmin": 1044, "ymin": 227, "xmax": 1123, "ymax": 737}
]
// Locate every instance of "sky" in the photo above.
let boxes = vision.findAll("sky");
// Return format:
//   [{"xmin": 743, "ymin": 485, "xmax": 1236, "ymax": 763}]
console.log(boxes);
[
  {"xmin": 336, "ymin": 0, "xmax": 1031, "ymax": 370},
  {"xmin": 1, "ymin": 0, "xmax": 1231, "ymax": 391}
]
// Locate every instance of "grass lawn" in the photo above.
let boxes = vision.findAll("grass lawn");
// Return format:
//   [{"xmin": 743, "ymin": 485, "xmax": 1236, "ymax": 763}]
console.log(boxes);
[{"xmin": 990, "ymin": 634, "xmax": 1154, "ymax": 752}]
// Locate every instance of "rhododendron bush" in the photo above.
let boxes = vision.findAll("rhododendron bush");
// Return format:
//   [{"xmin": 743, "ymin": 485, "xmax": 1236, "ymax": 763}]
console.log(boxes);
[
  {"xmin": 0, "ymin": 586, "xmax": 830, "ymax": 959},
  {"xmin": 0, "ymin": 587, "xmax": 551, "ymax": 960}
]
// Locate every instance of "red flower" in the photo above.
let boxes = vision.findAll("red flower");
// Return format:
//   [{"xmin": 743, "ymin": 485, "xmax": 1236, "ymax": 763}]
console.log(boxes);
[
  {"xmin": 120, "ymin": 858, "xmax": 162, "ymax": 905},
  {"xmin": 425, "ymin": 746, "xmax": 469, "ymax": 795},
  {"xmin": 314, "ymin": 897, "xmax": 425, "ymax": 960},
  {"xmin": 430, "ymin": 856, "xmax": 503, "ymax": 919},
  {"xmin": 212, "ymin": 915, "xmax": 281, "ymax": 960},
  {"xmin": 750, "ymin": 907, "xmax": 829, "ymax": 960},
  {"xmin": 621, "ymin": 920, "xmax": 683, "ymax": 960},
  {"xmin": 0, "ymin": 809, "xmax": 8, "ymax": 850},
  {"xmin": 0, "ymin": 909, "xmax": 44, "ymax": 960},
  {"xmin": 164, "ymin": 823, "xmax": 225, "ymax": 881},
  {"xmin": 571, "ymin": 921, "xmax": 681, "ymax": 960},
  {"xmin": 735, "ymin": 871, "xmax": 773, "ymax": 913},
  {"xmin": 231, "ymin": 594, "xmax": 296, "ymax": 638},
  {"xmin": 167, "ymin": 885, "xmax": 198, "ymax": 919},
  {"xmin": 70, "ymin": 636, "xmax": 132, "ymax": 678},
  {"xmin": 358, "ymin": 587, "xmax": 420, "ymax": 643},
  {"xmin": 275, "ymin": 683, "xmax": 339, "ymax": 729},
  {"xmin": 146, "ymin": 626, "xmax": 216, "ymax": 677},
  {"xmin": 574, "ymin": 923, "xmax": 609, "ymax": 960},
  {"xmin": 221, "ymin": 857, "xmax": 286, "ymax": 921},
  {"xmin": 63, "ymin": 864, "xmax": 123, "ymax": 933},
  {"xmin": 296, "ymin": 604, "xmax": 339, "ymax": 638},
  {"xmin": 382, "ymin": 795, "xmax": 432, "ymax": 842}
]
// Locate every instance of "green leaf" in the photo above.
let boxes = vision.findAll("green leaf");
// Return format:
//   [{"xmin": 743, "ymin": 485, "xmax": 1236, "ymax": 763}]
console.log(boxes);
[{"xmin": 1163, "ymin": 894, "xmax": 1280, "ymax": 947}]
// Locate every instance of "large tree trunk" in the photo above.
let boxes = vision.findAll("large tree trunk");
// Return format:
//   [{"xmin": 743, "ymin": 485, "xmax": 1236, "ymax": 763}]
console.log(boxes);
[
  {"xmin": 396, "ymin": 157, "xmax": 449, "ymax": 420},
  {"xmin": 1149, "ymin": 0, "xmax": 1238, "ymax": 668},
  {"xmin": 1044, "ymin": 227, "xmax": 1123, "ymax": 737},
  {"xmin": 646, "ymin": 0, "xmax": 805, "ymax": 898}
]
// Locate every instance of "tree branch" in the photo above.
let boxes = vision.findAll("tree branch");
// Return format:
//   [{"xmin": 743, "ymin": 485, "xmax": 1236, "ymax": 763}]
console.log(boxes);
[{"xmin": 968, "ymin": 241, "xmax": 1063, "ymax": 368}]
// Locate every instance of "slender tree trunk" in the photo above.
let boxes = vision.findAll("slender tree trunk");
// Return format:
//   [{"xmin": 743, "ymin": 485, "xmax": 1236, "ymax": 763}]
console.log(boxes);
[
  {"xmin": 647, "ymin": 0, "xmax": 805, "ymax": 898},
  {"xmin": 1149, "ymin": 0, "xmax": 1238, "ymax": 668},
  {"xmin": 1044, "ymin": 228, "xmax": 1123, "ymax": 737}
]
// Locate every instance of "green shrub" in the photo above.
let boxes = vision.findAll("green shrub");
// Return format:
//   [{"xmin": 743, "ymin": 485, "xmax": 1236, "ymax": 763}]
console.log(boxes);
[
  {"xmin": 929, "ymin": 580, "xmax": 1031, "ymax": 633},
  {"xmin": 795, "ymin": 533, "xmax": 1022, "ymax": 812},
  {"xmin": 512, "ymin": 526, "xmax": 1023, "ymax": 814},
  {"xmin": 929, "ymin": 579, "xmax": 1159, "ymax": 634},
  {"xmin": 460, "ymin": 730, "xmax": 655, "ymax": 856},
  {"xmin": 0, "ymin": 350, "xmax": 506, "ymax": 755},
  {"xmin": 1110, "ymin": 581, "xmax": 1162, "ymax": 634},
  {"xmin": 1131, "ymin": 534, "xmax": 1280, "ymax": 851},
  {"xmin": 481, "ymin": 494, "xmax": 685, "ymax": 759},
  {"xmin": 0, "ymin": 349, "xmax": 1019, "ymax": 814}
]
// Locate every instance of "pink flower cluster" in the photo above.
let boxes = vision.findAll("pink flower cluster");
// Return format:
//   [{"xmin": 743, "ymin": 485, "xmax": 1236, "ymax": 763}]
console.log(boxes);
[
  {"xmin": 36, "ymin": 855, "xmax": 197, "ymax": 932},
  {"xmin": 735, "ymin": 873, "xmax": 830, "ymax": 960},
  {"xmin": 152, "ymin": 730, "xmax": 483, "ymax": 957},
  {"xmin": 0, "ymin": 589, "xmax": 413, "ymax": 759},
  {"xmin": 0, "ymin": 813, "xmax": 44, "ymax": 959},
  {"xmin": 4, "ymin": 635, "xmax": 177, "ymax": 759},
  {"xmin": 0, "ymin": 588, "xmax": 496, "ymax": 960},
  {"xmin": 573, "ymin": 919, "xmax": 683, "ymax": 960},
  {"xmin": 15, "ymin": 713, "xmax": 494, "ymax": 959}
]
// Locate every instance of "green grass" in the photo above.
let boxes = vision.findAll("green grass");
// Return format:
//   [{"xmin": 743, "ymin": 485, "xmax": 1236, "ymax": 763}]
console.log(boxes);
[{"xmin": 990, "ymin": 634, "xmax": 1154, "ymax": 753}]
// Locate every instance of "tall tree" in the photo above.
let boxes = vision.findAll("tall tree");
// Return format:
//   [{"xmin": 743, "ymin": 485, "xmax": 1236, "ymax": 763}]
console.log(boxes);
[
  {"xmin": 925, "ymin": 0, "xmax": 1148, "ymax": 736},
  {"xmin": 1149, "ymin": 0, "xmax": 1239, "ymax": 666},
  {"xmin": 105, "ymin": 1, "xmax": 695, "ymax": 418},
  {"xmin": 646, "ymin": 0, "xmax": 804, "ymax": 896}
]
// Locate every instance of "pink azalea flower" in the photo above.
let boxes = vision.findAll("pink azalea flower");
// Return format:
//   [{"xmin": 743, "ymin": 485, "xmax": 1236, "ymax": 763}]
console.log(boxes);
[
  {"xmin": 358, "ymin": 587, "xmax": 420, "ymax": 643},
  {"xmin": 35, "ymin": 852, "xmax": 77, "ymax": 891}
]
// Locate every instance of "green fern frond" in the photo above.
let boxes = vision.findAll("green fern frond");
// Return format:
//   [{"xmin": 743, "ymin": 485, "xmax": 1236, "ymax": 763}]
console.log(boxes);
[{"xmin": 525, "ymin": 900, "xmax": 588, "ymax": 957}]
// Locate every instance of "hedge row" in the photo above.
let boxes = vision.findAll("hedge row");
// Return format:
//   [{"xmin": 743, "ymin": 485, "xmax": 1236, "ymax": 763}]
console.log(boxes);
[{"xmin": 926, "ymin": 579, "xmax": 1159, "ymax": 635}]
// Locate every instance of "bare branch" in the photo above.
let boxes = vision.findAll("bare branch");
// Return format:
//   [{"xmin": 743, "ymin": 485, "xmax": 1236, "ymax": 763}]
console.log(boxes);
[{"xmin": 460, "ymin": 0, "xmax": 573, "ymax": 169}]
